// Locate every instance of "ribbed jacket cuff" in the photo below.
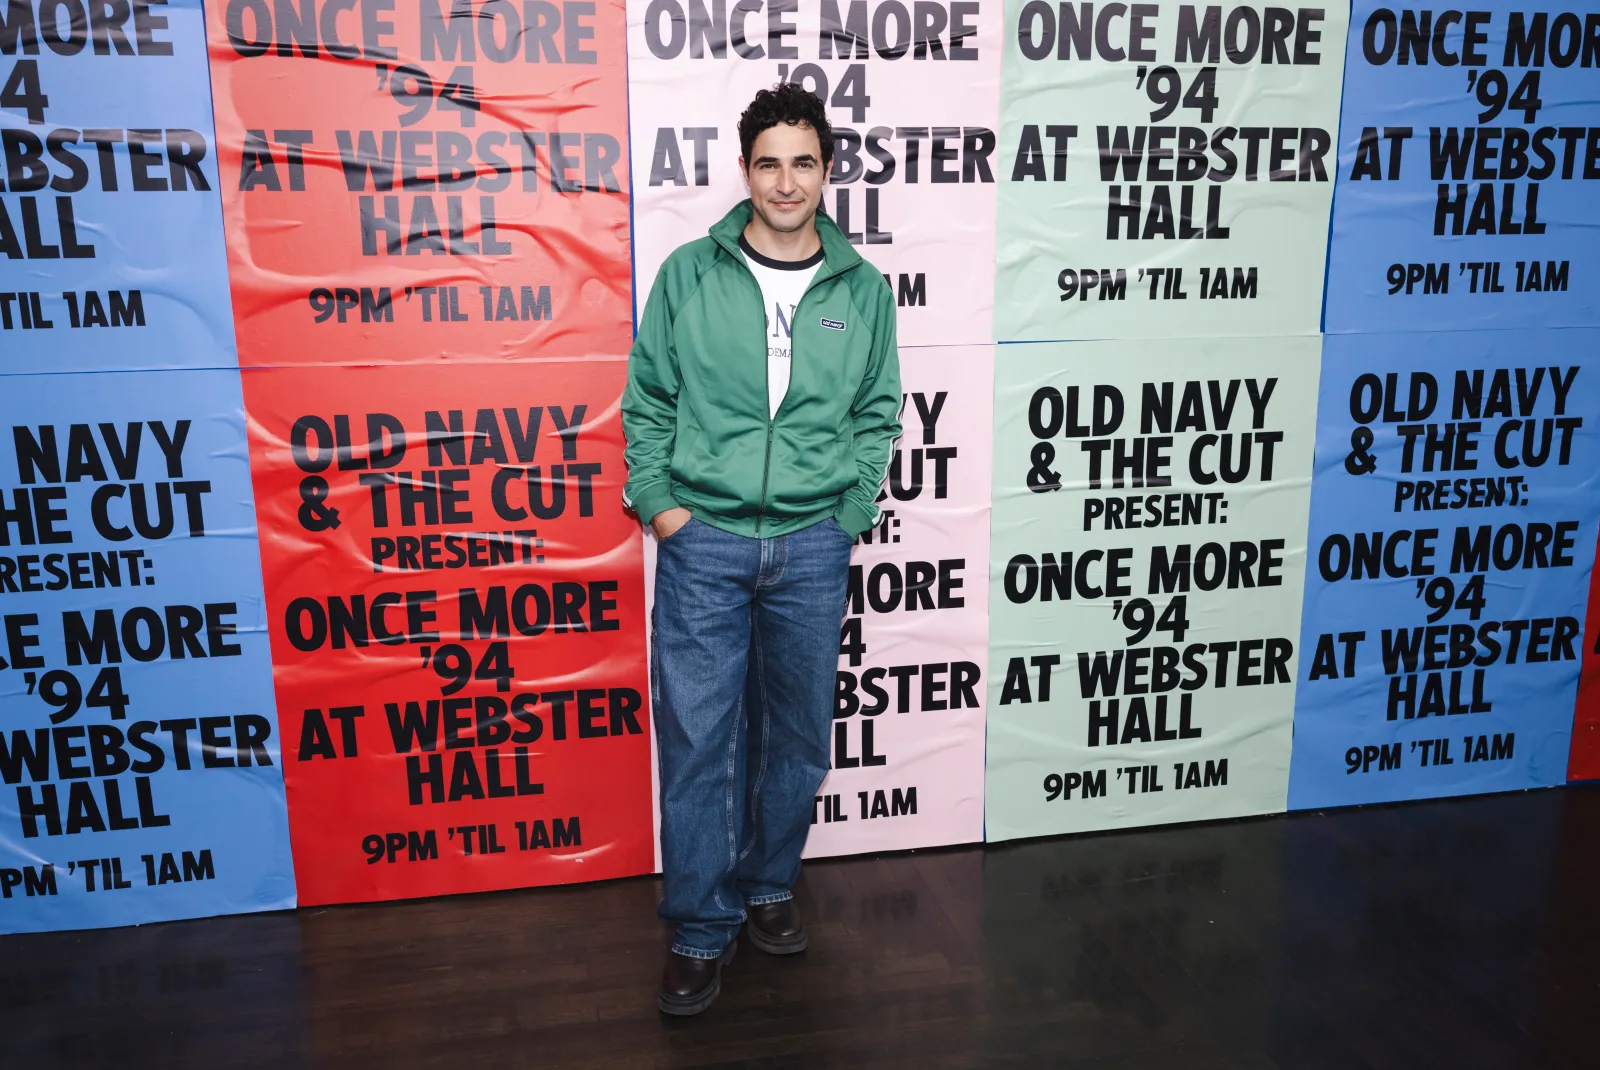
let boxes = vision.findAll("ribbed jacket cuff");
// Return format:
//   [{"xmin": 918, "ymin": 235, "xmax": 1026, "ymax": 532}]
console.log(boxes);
[
  {"xmin": 834, "ymin": 496, "xmax": 880, "ymax": 539},
  {"xmin": 626, "ymin": 483, "xmax": 679, "ymax": 525}
]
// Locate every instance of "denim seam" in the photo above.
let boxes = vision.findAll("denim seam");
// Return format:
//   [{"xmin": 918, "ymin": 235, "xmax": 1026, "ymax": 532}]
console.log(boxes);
[
  {"xmin": 712, "ymin": 682, "xmax": 742, "ymax": 917},
  {"xmin": 756, "ymin": 532, "xmax": 787, "ymax": 589},
  {"xmin": 738, "ymin": 603, "xmax": 772, "ymax": 866},
  {"xmin": 671, "ymin": 944, "xmax": 725, "ymax": 960},
  {"xmin": 746, "ymin": 891, "xmax": 792, "ymax": 906}
]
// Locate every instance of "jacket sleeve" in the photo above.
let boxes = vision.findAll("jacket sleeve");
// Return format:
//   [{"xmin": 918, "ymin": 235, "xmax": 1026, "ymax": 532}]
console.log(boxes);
[
  {"xmin": 620, "ymin": 265, "xmax": 683, "ymax": 526},
  {"xmin": 834, "ymin": 281, "xmax": 902, "ymax": 538}
]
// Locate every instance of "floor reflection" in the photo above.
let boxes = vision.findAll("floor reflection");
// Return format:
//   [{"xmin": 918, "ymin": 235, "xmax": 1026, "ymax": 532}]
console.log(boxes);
[{"xmin": 1, "ymin": 786, "xmax": 1594, "ymax": 1069}]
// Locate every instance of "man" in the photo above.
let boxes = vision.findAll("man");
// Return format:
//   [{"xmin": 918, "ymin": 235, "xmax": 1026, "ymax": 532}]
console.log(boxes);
[{"xmin": 621, "ymin": 83, "xmax": 902, "ymax": 1017}]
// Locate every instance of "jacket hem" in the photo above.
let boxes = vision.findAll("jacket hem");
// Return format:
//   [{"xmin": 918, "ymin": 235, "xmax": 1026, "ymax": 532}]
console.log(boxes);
[{"xmin": 683, "ymin": 502, "xmax": 845, "ymax": 540}]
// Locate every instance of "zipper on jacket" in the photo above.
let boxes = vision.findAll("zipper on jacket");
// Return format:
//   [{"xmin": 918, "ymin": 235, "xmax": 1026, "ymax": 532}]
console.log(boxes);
[
  {"xmin": 756, "ymin": 422, "xmax": 774, "ymax": 535},
  {"xmin": 755, "ymin": 268, "xmax": 773, "ymax": 535}
]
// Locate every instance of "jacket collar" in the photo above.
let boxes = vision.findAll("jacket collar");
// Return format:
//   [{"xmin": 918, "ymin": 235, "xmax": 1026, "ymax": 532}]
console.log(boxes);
[{"xmin": 709, "ymin": 199, "xmax": 862, "ymax": 282}]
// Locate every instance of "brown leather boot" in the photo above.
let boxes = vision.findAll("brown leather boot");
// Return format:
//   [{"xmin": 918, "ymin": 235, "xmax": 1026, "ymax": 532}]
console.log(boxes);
[
  {"xmin": 746, "ymin": 898, "xmax": 808, "ymax": 954},
  {"xmin": 658, "ymin": 940, "xmax": 736, "ymax": 1016}
]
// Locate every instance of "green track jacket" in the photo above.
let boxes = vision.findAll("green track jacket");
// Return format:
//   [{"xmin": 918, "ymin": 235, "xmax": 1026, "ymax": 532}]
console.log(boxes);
[{"xmin": 621, "ymin": 200, "xmax": 902, "ymax": 539}]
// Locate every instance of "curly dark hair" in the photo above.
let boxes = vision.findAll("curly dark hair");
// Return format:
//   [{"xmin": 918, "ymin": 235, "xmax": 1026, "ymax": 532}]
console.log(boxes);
[{"xmin": 738, "ymin": 82, "xmax": 833, "ymax": 171}]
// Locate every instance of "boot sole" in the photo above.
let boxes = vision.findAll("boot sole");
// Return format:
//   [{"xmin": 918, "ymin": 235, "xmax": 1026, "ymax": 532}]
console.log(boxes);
[
  {"xmin": 658, "ymin": 941, "xmax": 737, "ymax": 1016},
  {"xmin": 746, "ymin": 920, "xmax": 808, "ymax": 955}
]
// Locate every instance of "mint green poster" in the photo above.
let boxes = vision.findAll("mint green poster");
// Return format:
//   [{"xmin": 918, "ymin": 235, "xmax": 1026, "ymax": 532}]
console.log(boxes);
[
  {"xmin": 985, "ymin": 337, "xmax": 1320, "ymax": 840},
  {"xmin": 996, "ymin": 2, "xmax": 1349, "ymax": 340}
]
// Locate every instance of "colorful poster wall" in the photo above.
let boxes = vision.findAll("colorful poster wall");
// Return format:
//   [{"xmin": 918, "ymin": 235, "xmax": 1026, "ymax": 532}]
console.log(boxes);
[
  {"xmin": 1290, "ymin": 331, "xmax": 1599, "ymax": 808},
  {"xmin": 6, "ymin": 0, "xmax": 1600, "ymax": 935},
  {"xmin": 625, "ymin": 0, "xmax": 1004, "ymax": 346},
  {"xmin": 1323, "ymin": 1, "xmax": 1600, "ymax": 333},
  {"xmin": 204, "ymin": 0, "xmax": 653, "ymax": 904},
  {"xmin": 808, "ymin": 344, "xmax": 992, "ymax": 855},
  {"xmin": 996, "ymin": 0, "xmax": 1349, "ymax": 340},
  {"xmin": 2, "ymin": 0, "xmax": 295, "ymax": 933},
  {"xmin": 985, "ymin": 338, "xmax": 1319, "ymax": 841}
]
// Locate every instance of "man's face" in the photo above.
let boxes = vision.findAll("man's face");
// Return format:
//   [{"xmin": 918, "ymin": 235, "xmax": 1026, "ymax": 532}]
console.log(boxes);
[{"xmin": 740, "ymin": 121, "xmax": 827, "ymax": 234}]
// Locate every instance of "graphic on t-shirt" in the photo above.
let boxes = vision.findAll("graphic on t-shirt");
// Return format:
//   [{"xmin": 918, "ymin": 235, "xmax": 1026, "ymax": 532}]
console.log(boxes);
[
  {"xmin": 739, "ymin": 236, "xmax": 823, "ymax": 420},
  {"xmin": 768, "ymin": 301, "xmax": 796, "ymax": 359}
]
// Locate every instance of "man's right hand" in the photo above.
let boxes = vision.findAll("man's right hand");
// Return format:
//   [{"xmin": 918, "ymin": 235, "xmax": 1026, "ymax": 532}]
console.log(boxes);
[{"xmin": 651, "ymin": 506, "xmax": 693, "ymax": 542}]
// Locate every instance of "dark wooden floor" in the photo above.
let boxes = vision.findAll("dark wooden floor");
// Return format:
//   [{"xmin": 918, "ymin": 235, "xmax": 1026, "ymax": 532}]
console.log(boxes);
[{"xmin": 4, "ymin": 786, "xmax": 1597, "ymax": 1070}]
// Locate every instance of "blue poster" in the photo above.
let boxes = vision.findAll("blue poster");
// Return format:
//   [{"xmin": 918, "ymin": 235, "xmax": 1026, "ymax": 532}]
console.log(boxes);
[
  {"xmin": 1324, "ymin": 2, "xmax": 1600, "ymax": 333},
  {"xmin": 0, "ymin": 0, "xmax": 235, "ymax": 374},
  {"xmin": 1289, "ymin": 329, "xmax": 1600, "ymax": 809},
  {"xmin": 0, "ymin": 369, "xmax": 295, "ymax": 934}
]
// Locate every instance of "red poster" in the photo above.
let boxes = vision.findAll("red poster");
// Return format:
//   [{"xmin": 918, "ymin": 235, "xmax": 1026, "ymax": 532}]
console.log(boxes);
[
  {"xmin": 1570, "ymin": 538, "xmax": 1600, "ymax": 782},
  {"xmin": 205, "ymin": 0, "xmax": 634, "ymax": 364},
  {"xmin": 243, "ymin": 362, "xmax": 651, "ymax": 903},
  {"xmin": 207, "ymin": 0, "xmax": 649, "ymax": 902}
]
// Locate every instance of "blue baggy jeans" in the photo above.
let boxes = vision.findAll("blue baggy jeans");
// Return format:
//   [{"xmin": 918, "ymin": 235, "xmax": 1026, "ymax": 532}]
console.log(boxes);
[{"xmin": 652, "ymin": 514, "xmax": 854, "ymax": 958}]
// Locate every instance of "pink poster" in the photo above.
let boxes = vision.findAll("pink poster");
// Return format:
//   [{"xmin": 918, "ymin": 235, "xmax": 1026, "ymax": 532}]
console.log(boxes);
[
  {"xmin": 626, "ymin": 3, "xmax": 998, "ymax": 854},
  {"xmin": 625, "ymin": 0, "xmax": 1003, "ymax": 346},
  {"xmin": 806, "ymin": 344, "xmax": 993, "ymax": 854}
]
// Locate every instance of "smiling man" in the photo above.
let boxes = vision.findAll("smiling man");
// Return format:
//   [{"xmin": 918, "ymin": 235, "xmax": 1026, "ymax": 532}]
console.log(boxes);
[{"xmin": 621, "ymin": 84, "xmax": 902, "ymax": 1016}]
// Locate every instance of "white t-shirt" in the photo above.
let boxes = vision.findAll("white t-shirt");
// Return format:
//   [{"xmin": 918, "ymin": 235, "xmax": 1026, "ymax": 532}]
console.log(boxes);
[{"xmin": 740, "ymin": 235, "xmax": 824, "ymax": 420}]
